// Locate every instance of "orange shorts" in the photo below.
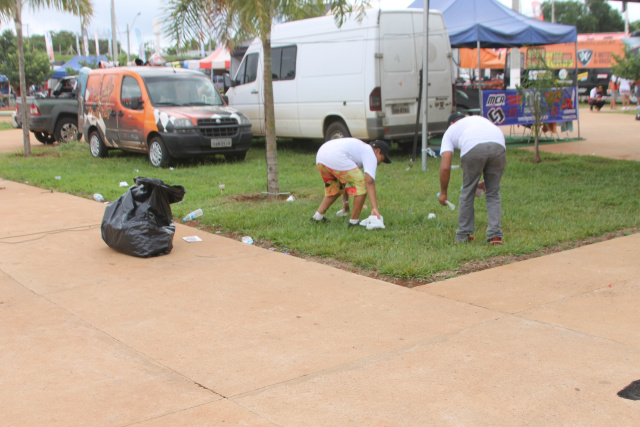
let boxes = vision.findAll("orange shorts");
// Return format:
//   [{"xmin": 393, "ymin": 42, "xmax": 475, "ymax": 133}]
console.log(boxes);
[{"xmin": 317, "ymin": 164, "xmax": 366, "ymax": 196}]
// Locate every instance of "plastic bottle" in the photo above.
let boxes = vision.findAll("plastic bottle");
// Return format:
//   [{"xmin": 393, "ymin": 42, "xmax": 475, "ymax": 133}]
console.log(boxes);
[
  {"xmin": 436, "ymin": 193, "xmax": 456, "ymax": 210},
  {"xmin": 93, "ymin": 193, "xmax": 104, "ymax": 202},
  {"xmin": 241, "ymin": 236, "xmax": 254, "ymax": 245},
  {"xmin": 182, "ymin": 208, "xmax": 203, "ymax": 222}
]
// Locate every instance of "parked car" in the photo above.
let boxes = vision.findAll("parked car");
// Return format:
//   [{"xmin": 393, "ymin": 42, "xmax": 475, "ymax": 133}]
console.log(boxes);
[
  {"xmin": 82, "ymin": 67, "xmax": 253, "ymax": 167},
  {"xmin": 15, "ymin": 76, "xmax": 81, "ymax": 144}
]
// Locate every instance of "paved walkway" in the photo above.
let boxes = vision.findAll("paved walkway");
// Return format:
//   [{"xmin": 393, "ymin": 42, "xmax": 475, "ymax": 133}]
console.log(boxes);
[{"xmin": 1, "ymin": 108, "xmax": 640, "ymax": 426}]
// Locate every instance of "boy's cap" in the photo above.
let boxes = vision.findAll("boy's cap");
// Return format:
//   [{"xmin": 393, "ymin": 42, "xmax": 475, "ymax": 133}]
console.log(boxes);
[{"xmin": 371, "ymin": 140, "xmax": 391, "ymax": 163}]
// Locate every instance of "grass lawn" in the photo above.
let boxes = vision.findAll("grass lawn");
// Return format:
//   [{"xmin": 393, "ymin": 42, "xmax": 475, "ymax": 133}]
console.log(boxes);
[{"xmin": 0, "ymin": 137, "xmax": 638, "ymax": 285}]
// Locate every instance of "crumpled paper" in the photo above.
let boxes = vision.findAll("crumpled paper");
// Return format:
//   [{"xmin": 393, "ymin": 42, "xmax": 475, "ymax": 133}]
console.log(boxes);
[{"xmin": 359, "ymin": 215, "xmax": 385, "ymax": 230}]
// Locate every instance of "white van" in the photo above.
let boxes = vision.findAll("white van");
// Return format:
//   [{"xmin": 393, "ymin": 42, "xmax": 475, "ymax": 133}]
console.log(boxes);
[{"xmin": 226, "ymin": 9, "xmax": 455, "ymax": 142}]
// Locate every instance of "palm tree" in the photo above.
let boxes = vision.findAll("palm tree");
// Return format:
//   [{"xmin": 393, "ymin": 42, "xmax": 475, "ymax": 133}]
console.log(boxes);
[
  {"xmin": 163, "ymin": 0, "xmax": 369, "ymax": 200},
  {"xmin": 0, "ymin": 0, "xmax": 93, "ymax": 157}
]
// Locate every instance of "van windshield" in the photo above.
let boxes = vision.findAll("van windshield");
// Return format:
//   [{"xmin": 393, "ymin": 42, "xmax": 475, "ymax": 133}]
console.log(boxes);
[{"xmin": 143, "ymin": 75, "xmax": 224, "ymax": 107}]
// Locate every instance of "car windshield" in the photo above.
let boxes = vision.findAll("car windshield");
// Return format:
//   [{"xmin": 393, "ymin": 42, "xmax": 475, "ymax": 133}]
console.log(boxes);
[{"xmin": 144, "ymin": 75, "xmax": 224, "ymax": 107}]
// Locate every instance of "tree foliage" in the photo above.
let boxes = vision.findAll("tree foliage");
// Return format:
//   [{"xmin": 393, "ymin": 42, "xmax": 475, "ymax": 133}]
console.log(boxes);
[
  {"xmin": 541, "ymin": 0, "xmax": 624, "ymax": 33},
  {"xmin": 0, "ymin": 46, "xmax": 52, "ymax": 87},
  {"xmin": 612, "ymin": 47, "xmax": 640, "ymax": 81},
  {"xmin": 518, "ymin": 49, "xmax": 569, "ymax": 163}
]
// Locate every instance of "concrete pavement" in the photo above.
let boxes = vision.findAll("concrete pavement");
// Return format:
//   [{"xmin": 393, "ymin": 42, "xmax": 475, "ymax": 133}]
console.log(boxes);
[{"xmin": 1, "ymin": 108, "xmax": 640, "ymax": 426}]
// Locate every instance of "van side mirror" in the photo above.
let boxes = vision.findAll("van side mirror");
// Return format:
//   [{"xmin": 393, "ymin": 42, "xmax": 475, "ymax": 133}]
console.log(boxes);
[{"xmin": 224, "ymin": 74, "xmax": 233, "ymax": 90}]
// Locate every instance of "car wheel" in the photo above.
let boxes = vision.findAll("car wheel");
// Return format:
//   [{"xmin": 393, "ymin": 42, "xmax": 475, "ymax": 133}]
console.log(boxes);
[
  {"xmin": 89, "ymin": 131, "xmax": 108, "ymax": 158},
  {"xmin": 54, "ymin": 117, "xmax": 79, "ymax": 143},
  {"xmin": 148, "ymin": 136, "xmax": 173, "ymax": 168},
  {"xmin": 224, "ymin": 151, "xmax": 247, "ymax": 162},
  {"xmin": 33, "ymin": 131, "xmax": 56, "ymax": 144},
  {"xmin": 325, "ymin": 121, "xmax": 351, "ymax": 141}
]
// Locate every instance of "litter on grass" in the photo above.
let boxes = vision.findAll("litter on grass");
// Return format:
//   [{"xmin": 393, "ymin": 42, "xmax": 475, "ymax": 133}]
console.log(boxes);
[
  {"xmin": 183, "ymin": 236, "xmax": 203, "ymax": 243},
  {"xmin": 119, "ymin": 181, "xmax": 128, "ymax": 187}
]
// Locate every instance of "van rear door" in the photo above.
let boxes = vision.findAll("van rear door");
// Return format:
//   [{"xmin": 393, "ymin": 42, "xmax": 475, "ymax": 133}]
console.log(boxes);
[
  {"xmin": 379, "ymin": 12, "xmax": 421, "ymax": 129},
  {"xmin": 379, "ymin": 11, "xmax": 453, "ymax": 132}
]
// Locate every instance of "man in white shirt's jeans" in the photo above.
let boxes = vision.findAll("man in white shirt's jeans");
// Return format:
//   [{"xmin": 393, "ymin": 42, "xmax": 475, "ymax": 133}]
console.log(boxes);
[{"xmin": 438, "ymin": 113, "xmax": 506, "ymax": 245}]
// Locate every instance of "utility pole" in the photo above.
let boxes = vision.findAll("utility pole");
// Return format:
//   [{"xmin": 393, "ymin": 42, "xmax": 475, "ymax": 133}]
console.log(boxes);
[
  {"xmin": 111, "ymin": 0, "xmax": 118, "ymax": 61},
  {"xmin": 127, "ymin": 12, "xmax": 141, "ymax": 65}
]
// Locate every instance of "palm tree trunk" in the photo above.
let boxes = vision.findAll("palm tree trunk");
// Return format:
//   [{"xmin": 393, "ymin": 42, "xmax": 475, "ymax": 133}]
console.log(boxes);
[
  {"xmin": 262, "ymin": 37, "xmax": 279, "ymax": 201},
  {"xmin": 14, "ymin": 0, "xmax": 31, "ymax": 157}
]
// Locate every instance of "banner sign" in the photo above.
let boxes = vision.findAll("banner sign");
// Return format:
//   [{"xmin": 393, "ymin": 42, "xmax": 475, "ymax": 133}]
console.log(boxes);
[
  {"xmin": 44, "ymin": 32, "xmax": 54, "ymax": 62},
  {"xmin": 481, "ymin": 88, "xmax": 578, "ymax": 126}
]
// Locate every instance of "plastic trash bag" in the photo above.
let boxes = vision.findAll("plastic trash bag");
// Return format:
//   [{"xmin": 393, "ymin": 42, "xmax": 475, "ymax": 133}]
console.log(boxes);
[{"xmin": 101, "ymin": 177, "xmax": 185, "ymax": 257}]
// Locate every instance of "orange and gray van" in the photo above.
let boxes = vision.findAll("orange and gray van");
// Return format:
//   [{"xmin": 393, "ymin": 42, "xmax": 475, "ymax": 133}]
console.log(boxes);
[{"xmin": 82, "ymin": 67, "xmax": 252, "ymax": 167}]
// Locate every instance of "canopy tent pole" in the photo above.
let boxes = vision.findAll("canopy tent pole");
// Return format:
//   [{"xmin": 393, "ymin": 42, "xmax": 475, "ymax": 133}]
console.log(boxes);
[
  {"xmin": 575, "ymin": 41, "xmax": 580, "ymax": 139},
  {"xmin": 421, "ymin": 0, "xmax": 430, "ymax": 171},
  {"xmin": 477, "ymin": 40, "xmax": 482, "ymax": 112}
]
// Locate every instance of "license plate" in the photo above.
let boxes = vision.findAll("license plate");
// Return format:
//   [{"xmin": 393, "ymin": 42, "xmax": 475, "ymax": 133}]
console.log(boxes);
[
  {"xmin": 391, "ymin": 104, "xmax": 410, "ymax": 114},
  {"xmin": 211, "ymin": 138, "xmax": 232, "ymax": 148}
]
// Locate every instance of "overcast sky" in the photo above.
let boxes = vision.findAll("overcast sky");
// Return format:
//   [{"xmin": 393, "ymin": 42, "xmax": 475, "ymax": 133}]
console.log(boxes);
[{"xmin": 1, "ymin": 0, "xmax": 639, "ymax": 56}]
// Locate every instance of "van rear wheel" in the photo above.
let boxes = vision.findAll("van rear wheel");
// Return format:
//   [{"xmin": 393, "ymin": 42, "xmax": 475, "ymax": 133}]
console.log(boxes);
[
  {"xmin": 149, "ymin": 136, "xmax": 173, "ymax": 168},
  {"xmin": 325, "ymin": 121, "xmax": 351, "ymax": 141}
]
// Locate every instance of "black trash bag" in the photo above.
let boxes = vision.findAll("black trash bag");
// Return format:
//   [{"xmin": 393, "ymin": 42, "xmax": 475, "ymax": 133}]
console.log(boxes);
[{"xmin": 101, "ymin": 177, "xmax": 186, "ymax": 258}]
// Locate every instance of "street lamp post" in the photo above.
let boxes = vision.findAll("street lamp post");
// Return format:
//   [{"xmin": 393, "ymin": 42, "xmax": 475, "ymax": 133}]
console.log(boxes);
[{"xmin": 127, "ymin": 12, "xmax": 141, "ymax": 65}]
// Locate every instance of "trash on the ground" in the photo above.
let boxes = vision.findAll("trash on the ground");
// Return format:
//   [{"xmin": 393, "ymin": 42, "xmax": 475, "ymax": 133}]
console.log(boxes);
[
  {"xmin": 218, "ymin": 182, "xmax": 225, "ymax": 191},
  {"xmin": 93, "ymin": 193, "xmax": 104, "ymax": 202},
  {"xmin": 428, "ymin": 213, "xmax": 436, "ymax": 219},
  {"xmin": 183, "ymin": 236, "xmax": 203, "ymax": 243},
  {"xmin": 451, "ymin": 165, "xmax": 460, "ymax": 169},
  {"xmin": 183, "ymin": 208, "xmax": 203, "ymax": 222},
  {"xmin": 24, "ymin": 181, "xmax": 29, "ymax": 184},
  {"xmin": 359, "ymin": 215, "xmax": 385, "ymax": 230},
  {"xmin": 282, "ymin": 251, "xmax": 290, "ymax": 255},
  {"xmin": 241, "ymin": 236, "xmax": 254, "ymax": 244},
  {"xmin": 269, "ymin": 247, "xmax": 276, "ymax": 251},
  {"xmin": 134, "ymin": 169, "xmax": 139, "ymax": 173},
  {"xmin": 286, "ymin": 195, "xmax": 296, "ymax": 202},
  {"xmin": 336, "ymin": 208, "xmax": 349, "ymax": 217},
  {"xmin": 170, "ymin": 167, "xmax": 174, "ymax": 170},
  {"xmin": 55, "ymin": 176, "xmax": 61, "ymax": 180},
  {"xmin": 119, "ymin": 181, "xmax": 128, "ymax": 187},
  {"xmin": 101, "ymin": 177, "xmax": 185, "ymax": 258}
]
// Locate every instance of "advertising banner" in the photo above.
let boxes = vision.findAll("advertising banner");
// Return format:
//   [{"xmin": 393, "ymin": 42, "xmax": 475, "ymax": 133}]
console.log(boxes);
[
  {"xmin": 481, "ymin": 88, "xmax": 578, "ymax": 126},
  {"xmin": 44, "ymin": 32, "xmax": 55, "ymax": 62}
]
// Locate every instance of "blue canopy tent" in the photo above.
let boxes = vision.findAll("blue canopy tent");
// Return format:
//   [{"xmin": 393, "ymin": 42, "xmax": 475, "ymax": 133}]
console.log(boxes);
[
  {"xmin": 409, "ymin": 0, "xmax": 580, "ymax": 140},
  {"xmin": 408, "ymin": 0, "xmax": 577, "ymax": 48},
  {"xmin": 52, "ymin": 55, "xmax": 108, "ymax": 79}
]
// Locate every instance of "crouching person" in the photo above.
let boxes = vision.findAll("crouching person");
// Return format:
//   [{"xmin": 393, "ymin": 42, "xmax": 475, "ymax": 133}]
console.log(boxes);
[{"xmin": 312, "ymin": 138, "xmax": 391, "ymax": 227}]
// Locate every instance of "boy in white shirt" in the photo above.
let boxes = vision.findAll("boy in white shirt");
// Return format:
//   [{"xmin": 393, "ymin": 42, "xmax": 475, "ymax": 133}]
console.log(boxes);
[{"xmin": 312, "ymin": 138, "xmax": 391, "ymax": 227}]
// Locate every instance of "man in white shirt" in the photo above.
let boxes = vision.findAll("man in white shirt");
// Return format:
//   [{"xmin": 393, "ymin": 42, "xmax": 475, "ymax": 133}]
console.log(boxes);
[
  {"xmin": 438, "ymin": 113, "xmax": 506, "ymax": 244},
  {"xmin": 312, "ymin": 138, "xmax": 391, "ymax": 227}
]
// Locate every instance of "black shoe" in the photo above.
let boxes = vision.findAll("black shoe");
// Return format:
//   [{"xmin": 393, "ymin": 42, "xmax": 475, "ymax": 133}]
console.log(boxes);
[
  {"xmin": 347, "ymin": 221, "xmax": 360, "ymax": 228},
  {"xmin": 310, "ymin": 216, "xmax": 330, "ymax": 223}
]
